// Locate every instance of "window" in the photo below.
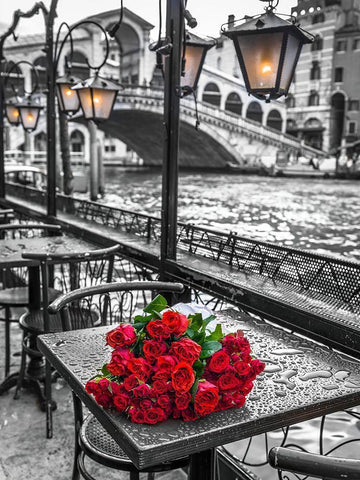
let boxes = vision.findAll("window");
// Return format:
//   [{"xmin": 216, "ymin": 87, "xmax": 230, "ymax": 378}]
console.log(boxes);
[
  {"xmin": 311, "ymin": 35, "xmax": 323, "ymax": 51},
  {"xmin": 334, "ymin": 67, "xmax": 343, "ymax": 82},
  {"xmin": 349, "ymin": 100, "xmax": 360, "ymax": 111},
  {"xmin": 312, "ymin": 12, "xmax": 325, "ymax": 24},
  {"xmin": 336, "ymin": 40, "xmax": 347, "ymax": 52},
  {"xmin": 308, "ymin": 91, "xmax": 320, "ymax": 106},
  {"xmin": 353, "ymin": 38, "xmax": 360, "ymax": 50},
  {"xmin": 349, "ymin": 121, "xmax": 357, "ymax": 134},
  {"xmin": 310, "ymin": 61, "xmax": 321, "ymax": 80},
  {"xmin": 285, "ymin": 94, "xmax": 295, "ymax": 108}
]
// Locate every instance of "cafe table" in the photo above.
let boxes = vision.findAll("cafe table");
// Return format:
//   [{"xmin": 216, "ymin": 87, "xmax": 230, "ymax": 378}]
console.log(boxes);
[
  {"xmin": 0, "ymin": 233, "xmax": 101, "ymax": 397},
  {"xmin": 37, "ymin": 310, "xmax": 360, "ymax": 480}
]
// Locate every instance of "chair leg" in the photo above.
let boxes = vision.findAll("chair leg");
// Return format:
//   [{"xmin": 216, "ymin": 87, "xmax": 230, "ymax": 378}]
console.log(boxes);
[
  {"xmin": 147, "ymin": 473, "xmax": 155, "ymax": 480},
  {"xmin": 72, "ymin": 393, "xmax": 83, "ymax": 480},
  {"xmin": 5, "ymin": 306, "xmax": 10, "ymax": 377},
  {"xmin": 45, "ymin": 358, "xmax": 53, "ymax": 439},
  {"xmin": 14, "ymin": 332, "xmax": 27, "ymax": 399},
  {"xmin": 130, "ymin": 472, "xmax": 140, "ymax": 480}
]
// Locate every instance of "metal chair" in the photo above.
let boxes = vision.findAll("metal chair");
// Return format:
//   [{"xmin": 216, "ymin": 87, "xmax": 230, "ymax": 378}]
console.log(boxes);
[
  {"xmin": 268, "ymin": 446, "xmax": 360, "ymax": 480},
  {"xmin": 16, "ymin": 243, "xmax": 121, "ymax": 439},
  {"xmin": 48, "ymin": 281, "xmax": 190, "ymax": 480},
  {"xmin": 0, "ymin": 223, "xmax": 62, "ymax": 377}
]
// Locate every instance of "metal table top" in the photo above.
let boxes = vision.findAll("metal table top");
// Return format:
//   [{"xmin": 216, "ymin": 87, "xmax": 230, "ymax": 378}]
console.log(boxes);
[
  {"xmin": 0, "ymin": 234, "xmax": 99, "ymax": 268},
  {"xmin": 37, "ymin": 310, "xmax": 360, "ymax": 470}
]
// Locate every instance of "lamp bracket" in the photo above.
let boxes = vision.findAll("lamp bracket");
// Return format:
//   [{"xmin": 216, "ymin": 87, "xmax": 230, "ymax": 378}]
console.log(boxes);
[{"xmin": 155, "ymin": 42, "xmax": 173, "ymax": 56}]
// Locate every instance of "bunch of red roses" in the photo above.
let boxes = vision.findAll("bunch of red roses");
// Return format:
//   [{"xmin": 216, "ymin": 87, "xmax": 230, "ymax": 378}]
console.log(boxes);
[{"xmin": 85, "ymin": 296, "xmax": 265, "ymax": 425}]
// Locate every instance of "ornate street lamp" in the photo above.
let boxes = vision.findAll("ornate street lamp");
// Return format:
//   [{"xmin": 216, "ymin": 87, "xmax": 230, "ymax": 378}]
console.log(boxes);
[
  {"xmin": 16, "ymin": 97, "xmax": 43, "ymax": 132},
  {"xmin": 222, "ymin": 0, "xmax": 313, "ymax": 101},
  {"xmin": 55, "ymin": 21, "xmax": 121, "ymax": 122}
]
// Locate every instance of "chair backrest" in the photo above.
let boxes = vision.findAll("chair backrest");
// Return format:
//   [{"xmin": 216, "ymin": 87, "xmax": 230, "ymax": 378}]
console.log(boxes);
[
  {"xmin": 48, "ymin": 281, "xmax": 185, "ymax": 331},
  {"xmin": 0, "ymin": 223, "xmax": 62, "ymax": 240},
  {"xmin": 24, "ymin": 244, "xmax": 121, "ymax": 333}
]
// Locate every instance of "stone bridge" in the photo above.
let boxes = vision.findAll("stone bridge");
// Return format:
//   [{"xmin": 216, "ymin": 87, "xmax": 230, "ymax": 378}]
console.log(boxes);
[{"xmin": 97, "ymin": 84, "xmax": 322, "ymax": 168}]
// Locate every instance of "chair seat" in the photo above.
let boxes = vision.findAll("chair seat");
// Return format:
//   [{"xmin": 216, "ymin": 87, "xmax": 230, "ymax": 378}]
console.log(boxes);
[
  {"xmin": 0, "ymin": 287, "xmax": 60, "ymax": 307},
  {"xmin": 79, "ymin": 414, "xmax": 190, "ymax": 472},
  {"xmin": 19, "ymin": 306, "xmax": 100, "ymax": 334}
]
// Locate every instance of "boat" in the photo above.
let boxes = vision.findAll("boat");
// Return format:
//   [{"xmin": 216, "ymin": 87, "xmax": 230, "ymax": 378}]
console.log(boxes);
[
  {"xmin": 272, "ymin": 155, "xmax": 336, "ymax": 178},
  {"xmin": 5, "ymin": 164, "xmax": 88, "ymax": 193}
]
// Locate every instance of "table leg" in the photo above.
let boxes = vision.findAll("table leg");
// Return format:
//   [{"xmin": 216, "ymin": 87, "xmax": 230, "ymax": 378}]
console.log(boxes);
[
  {"xmin": 28, "ymin": 266, "xmax": 41, "ymax": 310},
  {"xmin": 189, "ymin": 448, "xmax": 216, "ymax": 480}
]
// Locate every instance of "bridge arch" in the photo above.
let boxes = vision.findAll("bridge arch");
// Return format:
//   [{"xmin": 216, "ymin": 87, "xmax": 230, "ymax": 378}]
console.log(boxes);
[
  {"xmin": 266, "ymin": 109, "xmax": 283, "ymax": 131},
  {"xmin": 246, "ymin": 101, "xmax": 263, "ymax": 124},
  {"xmin": 225, "ymin": 92, "xmax": 242, "ymax": 116},
  {"xmin": 202, "ymin": 82, "xmax": 221, "ymax": 107}
]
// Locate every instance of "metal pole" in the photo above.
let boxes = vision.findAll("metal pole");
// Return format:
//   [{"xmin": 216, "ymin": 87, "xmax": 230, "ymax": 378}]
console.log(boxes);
[
  {"xmin": 45, "ymin": 0, "xmax": 59, "ymax": 218},
  {"xmin": 88, "ymin": 120, "xmax": 99, "ymax": 201},
  {"xmin": 0, "ymin": 58, "xmax": 5, "ymax": 199},
  {"xmin": 161, "ymin": 0, "xmax": 184, "ymax": 270}
]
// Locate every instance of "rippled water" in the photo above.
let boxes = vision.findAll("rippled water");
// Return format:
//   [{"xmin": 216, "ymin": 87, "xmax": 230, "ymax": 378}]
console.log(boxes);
[{"xmin": 103, "ymin": 168, "xmax": 360, "ymax": 261}]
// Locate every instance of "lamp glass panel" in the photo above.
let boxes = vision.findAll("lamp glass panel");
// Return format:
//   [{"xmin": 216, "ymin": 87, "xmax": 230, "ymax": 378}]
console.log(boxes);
[
  {"xmin": 19, "ymin": 106, "xmax": 40, "ymax": 131},
  {"xmin": 78, "ymin": 88, "xmax": 116, "ymax": 120},
  {"xmin": 57, "ymin": 83, "xmax": 80, "ymax": 114},
  {"xmin": 279, "ymin": 33, "xmax": 302, "ymax": 91},
  {"xmin": 6, "ymin": 105, "xmax": 20, "ymax": 125},
  {"xmin": 181, "ymin": 45, "xmax": 204, "ymax": 88},
  {"xmin": 236, "ymin": 32, "xmax": 284, "ymax": 89},
  {"xmin": 77, "ymin": 88, "xmax": 93, "ymax": 119}
]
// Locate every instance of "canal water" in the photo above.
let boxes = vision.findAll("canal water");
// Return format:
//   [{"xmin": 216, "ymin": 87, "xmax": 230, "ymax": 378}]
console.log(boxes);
[{"xmin": 103, "ymin": 168, "xmax": 360, "ymax": 261}]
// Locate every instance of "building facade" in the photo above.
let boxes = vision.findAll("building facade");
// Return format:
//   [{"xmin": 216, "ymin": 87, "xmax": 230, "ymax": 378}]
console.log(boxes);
[{"xmin": 286, "ymin": 0, "xmax": 360, "ymax": 154}]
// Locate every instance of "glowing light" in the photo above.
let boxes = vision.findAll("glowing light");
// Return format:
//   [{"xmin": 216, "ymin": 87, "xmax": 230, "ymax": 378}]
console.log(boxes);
[
  {"xmin": 94, "ymin": 97, "xmax": 100, "ymax": 104},
  {"xmin": 27, "ymin": 114, "xmax": 34, "ymax": 121},
  {"xmin": 65, "ymin": 88, "xmax": 73, "ymax": 97},
  {"xmin": 262, "ymin": 64, "xmax": 272, "ymax": 74},
  {"xmin": 13, "ymin": 110, "xmax": 19, "ymax": 118}
]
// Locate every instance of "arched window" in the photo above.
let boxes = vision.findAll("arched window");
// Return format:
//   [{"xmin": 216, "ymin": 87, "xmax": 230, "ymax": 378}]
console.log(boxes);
[
  {"xmin": 225, "ymin": 92, "xmax": 242, "ymax": 116},
  {"xmin": 308, "ymin": 91, "xmax": 320, "ymax": 106},
  {"xmin": 70, "ymin": 130, "xmax": 85, "ymax": 153},
  {"xmin": 246, "ymin": 101, "xmax": 263, "ymax": 124},
  {"xmin": 266, "ymin": 110, "xmax": 283, "ymax": 131},
  {"xmin": 311, "ymin": 35, "xmax": 323, "ymax": 51},
  {"xmin": 202, "ymin": 83, "xmax": 221, "ymax": 107},
  {"xmin": 310, "ymin": 61, "xmax": 321, "ymax": 80},
  {"xmin": 286, "ymin": 119, "xmax": 298, "ymax": 136},
  {"xmin": 285, "ymin": 94, "xmax": 295, "ymax": 108},
  {"xmin": 303, "ymin": 118, "xmax": 323, "ymax": 149},
  {"xmin": 5, "ymin": 61, "xmax": 24, "ymax": 97},
  {"xmin": 70, "ymin": 51, "xmax": 90, "ymax": 80},
  {"xmin": 33, "ymin": 56, "xmax": 47, "ymax": 92}
]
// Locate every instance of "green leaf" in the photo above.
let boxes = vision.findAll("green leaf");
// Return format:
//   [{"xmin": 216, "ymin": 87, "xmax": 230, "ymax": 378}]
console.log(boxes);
[
  {"xmin": 133, "ymin": 322, "xmax": 148, "ymax": 331},
  {"xmin": 200, "ymin": 340, "xmax": 222, "ymax": 359},
  {"xmin": 189, "ymin": 313, "xmax": 203, "ymax": 332},
  {"xmin": 193, "ymin": 359, "xmax": 205, "ymax": 378},
  {"xmin": 101, "ymin": 364, "xmax": 111, "ymax": 377},
  {"xmin": 205, "ymin": 324, "xmax": 224, "ymax": 342},
  {"xmin": 186, "ymin": 327, "xmax": 195, "ymax": 339},
  {"xmin": 192, "ymin": 331, "xmax": 206, "ymax": 345},
  {"xmin": 201, "ymin": 314, "xmax": 216, "ymax": 330},
  {"xmin": 133, "ymin": 314, "xmax": 152, "ymax": 324},
  {"xmin": 190, "ymin": 377, "xmax": 200, "ymax": 401},
  {"xmin": 143, "ymin": 294, "xmax": 168, "ymax": 314}
]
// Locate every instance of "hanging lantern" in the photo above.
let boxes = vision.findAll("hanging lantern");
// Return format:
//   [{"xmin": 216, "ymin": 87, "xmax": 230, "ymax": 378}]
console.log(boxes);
[
  {"xmin": 71, "ymin": 75, "xmax": 121, "ymax": 121},
  {"xmin": 56, "ymin": 73, "xmax": 81, "ymax": 115},
  {"xmin": 5, "ymin": 101, "xmax": 21, "ymax": 126},
  {"xmin": 150, "ymin": 33, "xmax": 216, "ymax": 97},
  {"xmin": 17, "ymin": 97, "xmax": 43, "ymax": 132},
  {"xmin": 223, "ymin": 8, "xmax": 313, "ymax": 101}
]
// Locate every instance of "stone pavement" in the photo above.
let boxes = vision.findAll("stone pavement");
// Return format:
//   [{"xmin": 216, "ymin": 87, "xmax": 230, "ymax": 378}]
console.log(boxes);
[{"xmin": 0, "ymin": 322, "xmax": 186, "ymax": 480}]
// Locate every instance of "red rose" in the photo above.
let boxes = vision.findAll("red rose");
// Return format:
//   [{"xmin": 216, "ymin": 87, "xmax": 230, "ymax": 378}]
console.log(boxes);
[
  {"xmin": 85, "ymin": 380, "xmax": 102, "ymax": 395},
  {"xmin": 94, "ymin": 392, "xmax": 113, "ymax": 408},
  {"xmin": 162, "ymin": 310, "xmax": 189, "ymax": 337},
  {"xmin": 250, "ymin": 359, "xmax": 265, "ymax": 376},
  {"xmin": 98, "ymin": 378, "xmax": 110, "ymax": 391},
  {"xmin": 144, "ymin": 407, "xmax": 167, "ymax": 425},
  {"xmin": 194, "ymin": 381, "xmax": 219, "ymax": 417},
  {"xmin": 106, "ymin": 360, "xmax": 126, "ymax": 376},
  {"xmin": 175, "ymin": 392, "xmax": 192, "ymax": 410},
  {"xmin": 133, "ymin": 384, "xmax": 151, "ymax": 397},
  {"xmin": 110, "ymin": 381, "xmax": 126, "ymax": 396},
  {"xmin": 234, "ymin": 361, "xmax": 251, "ymax": 376},
  {"xmin": 146, "ymin": 320, "xmax": 171, "ymax": 339},
  {"xmin": 140, "ymin": 398, "xmax": 153, "ymax": 409},
  {"xmin": 153, "ymin": 379, "xmax": 169, "ymax": 395},
  {"xmin": 129, "ymin": 408, "xmax": 145, "ymax": 424},
  {"xmin": 153, "ymin": 369, "xmax": 171, "ymax": 381},
  {"xmin": 106, "ymin": 324, "xmax": 137, "ymax": 348},
  {"xmin": 157, "ymin": 355, "xmax": 178, "ymax": 373},
  {"xmin": 208, "ymin": 350, "xmax": 230, "ymax": 373},
  {"xmin": 124, "ymin": 374, "xmax": 140, "ymax": 391},
  {"xmin": 218, "ymin": 373, "xmax": 240, "ymax": 392},
  {"xmin": 143, "ymin": 340, "xmax": 168, "ymax": 364},
  {"xmin": 113, "ymin": 394, "xmax": 129, "ymax": 412},
  {"xmin": 170, "ymin": 338, "xmax": 202, "ymax": 365},
  {"xmin": 171, "ymin": 361, "xmax": 195, "ymax": 394},
  {"xmin": 241, "ymin": 381, "xmax": 253, "ymax": 396},
  {"xmin": 127, "ymin": 357, "xmax": 151, "ymax": 381},
  {"xmin": 181, "ymin": 407, "xmax": 197, "ymax": 422},
  {"xmin": 157, "ymin": 394, "xmax": 172, "ymax": 410}
]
